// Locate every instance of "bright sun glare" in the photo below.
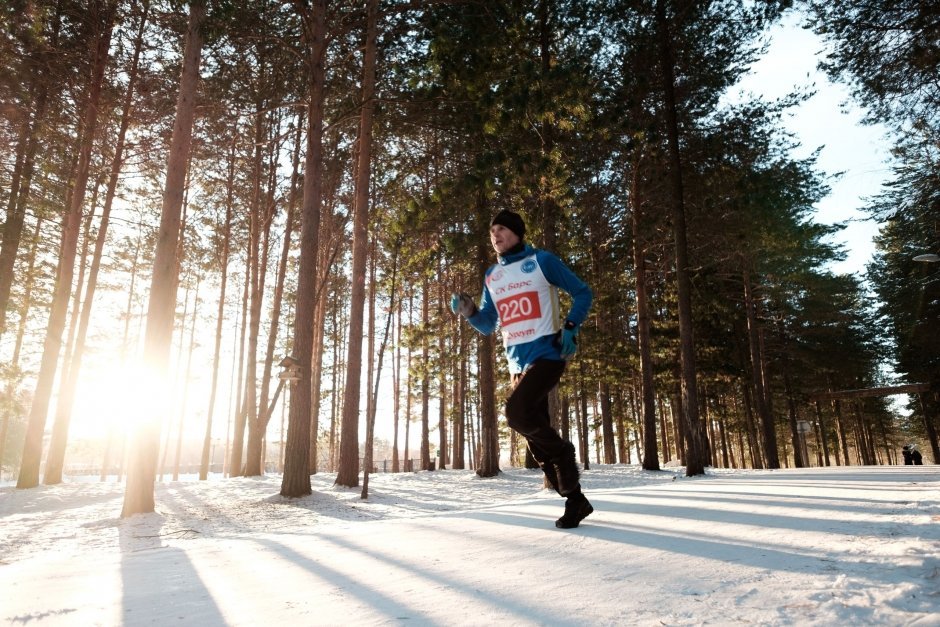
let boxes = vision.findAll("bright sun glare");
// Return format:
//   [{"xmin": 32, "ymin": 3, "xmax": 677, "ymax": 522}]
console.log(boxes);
[{"xmin": 70, "ymin": 360, "xmax": 172, "ymax": 441}]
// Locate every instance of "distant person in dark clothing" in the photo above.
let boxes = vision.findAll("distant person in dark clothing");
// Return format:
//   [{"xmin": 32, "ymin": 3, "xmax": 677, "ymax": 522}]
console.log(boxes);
[
  {"xmin": 910, "ymin": 446, "xmax": 923, "ymax": 465},
  {"xmin": 902, "ymin": 445, "xmax": 913, "ymax": 465}
]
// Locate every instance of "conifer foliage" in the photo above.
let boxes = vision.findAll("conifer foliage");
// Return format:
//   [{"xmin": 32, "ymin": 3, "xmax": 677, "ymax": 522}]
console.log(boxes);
[{"xmin": 0, "ymin": 0, "xmax": 933, "ymax": 504}]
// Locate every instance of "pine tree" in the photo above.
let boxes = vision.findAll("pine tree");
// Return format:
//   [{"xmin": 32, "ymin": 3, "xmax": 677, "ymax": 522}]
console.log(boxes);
[{"xmin": 123, "ymin": 0, "xmax": 206, "ymax": 516}]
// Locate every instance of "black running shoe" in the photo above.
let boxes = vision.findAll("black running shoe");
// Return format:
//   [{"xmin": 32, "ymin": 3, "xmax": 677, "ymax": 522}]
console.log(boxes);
[{"xmin": 555, "ymin": 493, "xmax": 593, "ymax": 529}]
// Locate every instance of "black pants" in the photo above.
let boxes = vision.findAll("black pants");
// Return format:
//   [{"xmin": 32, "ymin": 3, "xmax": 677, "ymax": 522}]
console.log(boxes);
[{"xmin": 507, "ymin": 359, "xmax": 568, "ymax": 463}]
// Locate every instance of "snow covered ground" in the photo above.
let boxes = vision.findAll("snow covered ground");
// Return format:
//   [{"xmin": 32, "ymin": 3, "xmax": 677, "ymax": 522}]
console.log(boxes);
[{"xmin": 1, "ymin": 464, "xmax": 938, "ymax": 626}]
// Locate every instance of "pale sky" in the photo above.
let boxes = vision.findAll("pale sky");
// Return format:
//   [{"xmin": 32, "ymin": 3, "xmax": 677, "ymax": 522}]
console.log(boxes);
[{"xmin": 729, "ymin": 11, "xmax": 894, "ymax": 277}]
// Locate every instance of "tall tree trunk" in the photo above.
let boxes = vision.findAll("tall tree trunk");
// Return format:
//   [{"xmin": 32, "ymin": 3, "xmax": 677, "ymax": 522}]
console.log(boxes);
[
  {"xmin": 437, "ymin": 277, "xmax": 448, "ymax": 469},
  {"xmin": 336, "ymin": 0, "xmax": 377, "ymax": 487},
  {"xmin": 362, "ymin": 237, "xmax": 377, "ymax": 484},
  {"xmin": 254, "ymin": 115, "xmax": 303, "ymax": 476},
  {"xmin": 833, "ymin": 399, "xmax": 850, "ymax": 466},
  {"xmin": 308, "ymin": 261, "xmax": 328, "ymax": 473},
  {"xmin": 17, "ymin": 2, "xmax": 115, "ymax": 489},
  {"xmin": 245, "ymin": 143, "xmax": 295, "ymax": 476},
  {"xmin": 404, "ymin": 296, "xmax": 413, "ymax": 471},
  {"xmin": 632, "ymin": 184, "xmax": 659, "ymax": 470},
  {"xmin": 655, "ymin": 0, "xmax": 705, "ymax": 476},
  {"xmin": 44, "ymin": 2, "xmax": 149, "ymax": 484},
  {"xmin": 122, "ymin": 0, "xmax": 204, "ymax": 516},
  {"xmin": 328, "ymin": 298, "xmax": 340, "ymax": 471},
  {"xmin": 199, "ymin": 143, "xmax": 236, "ymax": 479},
  {"xmin": 783, "ymin": 360, "xmax": 804, "ymax": 467},
  {"xmin": 282, "ymin": 0, "xmax": 327, "ymax": 497},
  {"xmin": 475, "ymin": 238, "xmax": 500, "ymax": 477},
  {"xmin": 363, "ymin": 247, "xmax": 398, "ymax": 499},
  {"xmin": 160, "ymin": 267, "xmax": 190, "ymax": 483},
  {"xmin": 308, "ymin": 205, "xmax": 338, "ymax": 473},
  {"xmin": 419, "ymin": 278, "xmax": 431, "ymax": 471},
  {"xmin": 813, "ymin": 400, "xmax": 831, "ymax": 466},
  {"xmin": 743, "ymin": 270, "xmax": 778, "ymax": 468},
  {"xmin": 229, "ymin": 256, "xmax": 251, "ymax": 476},
  {"xmin": 918, "ymin": 393, "xmax": 940, "ymax": 464},
  {"xmin": 579, "ymin": 370, "xmax": 590, "ymax": 469},
  {"xmin": 391, "ymin": 296, "xmax": 402, "ymax": 472},
  {"xmin": 241, "ymin": 100, "xmax": 268, "ymax": 476},
  {"xmin": 173, "ymin": 276, "xmax": 200, "ymax": 480},
  {"xmin": 598, "ymin": 383, "xmax": 615, "ymax": 463},
  {"xmin": 452, "ymin": 321, "xmax": 466, "ymax": 469}
]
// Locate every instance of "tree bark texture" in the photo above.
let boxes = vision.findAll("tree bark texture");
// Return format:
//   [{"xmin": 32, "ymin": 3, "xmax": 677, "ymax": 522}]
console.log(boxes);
[
  {"xmin": 122, "ymin": 0, "xmax": 205, "ymax": 516},
  {"xmin": 336, "ymin": 0, "xmax": 377, "ymax": 487},
  {"xmin": 281, "ymin": 0, "xmax": 327, "ymax": 498},
  {"xmin": 655, "ymin": 0, "xmax": 706, "ymax": 476}
]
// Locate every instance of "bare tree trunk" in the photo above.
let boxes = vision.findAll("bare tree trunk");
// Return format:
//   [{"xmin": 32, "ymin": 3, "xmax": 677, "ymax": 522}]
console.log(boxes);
[
  {"xmin": 122, "ymin": 0, "xmax": 204, "ymax": 516},
  {"xmin": 655, "ymin": 0, "xmax": 706, "ymax": 477},
  {"xmin": 308, "ymin": 207, "xmax": 337, "ymax": 473},
  {"xmin": 173, "ymin": 276, "xmax": 200, "ymax": 480},
  {"xmin": 308, "ymin": 264, "xmax": 328, "ymax": 472},
  {"xmin": 18, "ymin": 2, "xmax": 115, "ymax": 489},
  {"xmin": 392, "ymin": 296, "xmax": 402, "ymax": 472},
  {"xmin": 419, "ymin": 278, "xmax": 431, "ymax": 471},
  {"xmin": 813, "ymin": 400, "xmax": 831, "ymax": 466},
  {"xmin": 281, "ymin": 0, "xmax": 327, "ymax": 498},
  {"xmin": 918, "ymin": 393, "xmax": 940, "ymax": 464},
  {"xmin": 437, "ymin": 276, "xmax": 448, "ymax": 469},
  {"xmin": 336, "ymin": 0, "xmax": 377, "ymax": 487},
  {"xmin": 833, "ymin": 399, "xmax": 851, "ymax": 466},
  {"xmin": 241, "ymin": 102, "xmax": 268, "ymax": 476},
  {"xmin": 452, "ymin": 321, "xmax": 466, "ymax": 469},
  {"xmin": 363, "ymin": 247, "xmax": 398, "ymax": 499},
  {"xmin": 229, "ymin": 258, "xmax": 251, "ymax": 476},
  {"xmin": 743, "ymin": 270, "xmax": 779, "ymax": 468},
  {"xmin": 366, "ymin": 237, "xmax": 377, "ymax": 466},
  {"xmin": 245, "ymin": 132, "xmax": 295, "ymax": 476},
  {"xmin": 199, "ymin": 142, "xmax": 235, "ymax": 479},
  {"xmin": 329, "ymin": 292, "xmax": 346, "ymax": 471},
  {"xmin": 475, "ymin": 329, "xmax": 500, "ymax": 477},
  {"xmin": 579, "ymin": 370, "xmax": 590, "ymax": 470},
  {"xmin": 404, "ymin": 298, "xmax": 413, "ymax": 471},
  {"xmin": 362, "ymin": 235, "xmax": 377, "ymax": 491},
  {"xmin": 632, "ymin": 182, "xmax": 660, "ymax": 470},
  {"xmin": 475, "ymin": 236, "xmax": 499, "ymax": 477},
  {"xmin": 783, "ymin": 359, "xmax": 804, "ymax": 468}
]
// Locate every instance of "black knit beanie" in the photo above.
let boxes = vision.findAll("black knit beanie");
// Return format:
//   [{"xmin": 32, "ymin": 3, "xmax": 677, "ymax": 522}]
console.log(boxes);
[{"xmin": 490, "ymin": 210, "xmax": 526, "ymax": 240}]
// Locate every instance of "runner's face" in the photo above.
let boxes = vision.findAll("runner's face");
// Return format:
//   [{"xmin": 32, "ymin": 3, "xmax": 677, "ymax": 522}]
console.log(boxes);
[{"xmin": 490, "ymin": 224, "xmax": 520, "ymax": 255}]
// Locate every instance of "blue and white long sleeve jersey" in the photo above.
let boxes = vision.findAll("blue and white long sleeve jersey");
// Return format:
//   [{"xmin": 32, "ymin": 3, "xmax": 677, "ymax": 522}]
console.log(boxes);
[{"xmin": 467, "ymin": 244, "xmax": 593, "ymax": 374}]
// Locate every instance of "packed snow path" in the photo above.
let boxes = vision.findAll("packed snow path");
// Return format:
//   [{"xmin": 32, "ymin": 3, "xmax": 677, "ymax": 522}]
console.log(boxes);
[{"xmin": 2, "ymin": 465, "xmax": 938, "ymax": 625}]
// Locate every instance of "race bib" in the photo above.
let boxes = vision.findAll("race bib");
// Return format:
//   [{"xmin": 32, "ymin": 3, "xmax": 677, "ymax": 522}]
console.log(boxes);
[{"xmin": 486, "ymin": 254, "xmax": 559, "ymax": 346}]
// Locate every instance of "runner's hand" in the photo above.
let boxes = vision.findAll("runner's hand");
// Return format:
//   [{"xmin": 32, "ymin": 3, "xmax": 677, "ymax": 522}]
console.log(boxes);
[
  {"xmin": 559, "ymin": 323, "xmax": 578, "ymax": 359},
  {"xmin": 450, "ymin": 293, "xmax": 477, "ymax": 318}
]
